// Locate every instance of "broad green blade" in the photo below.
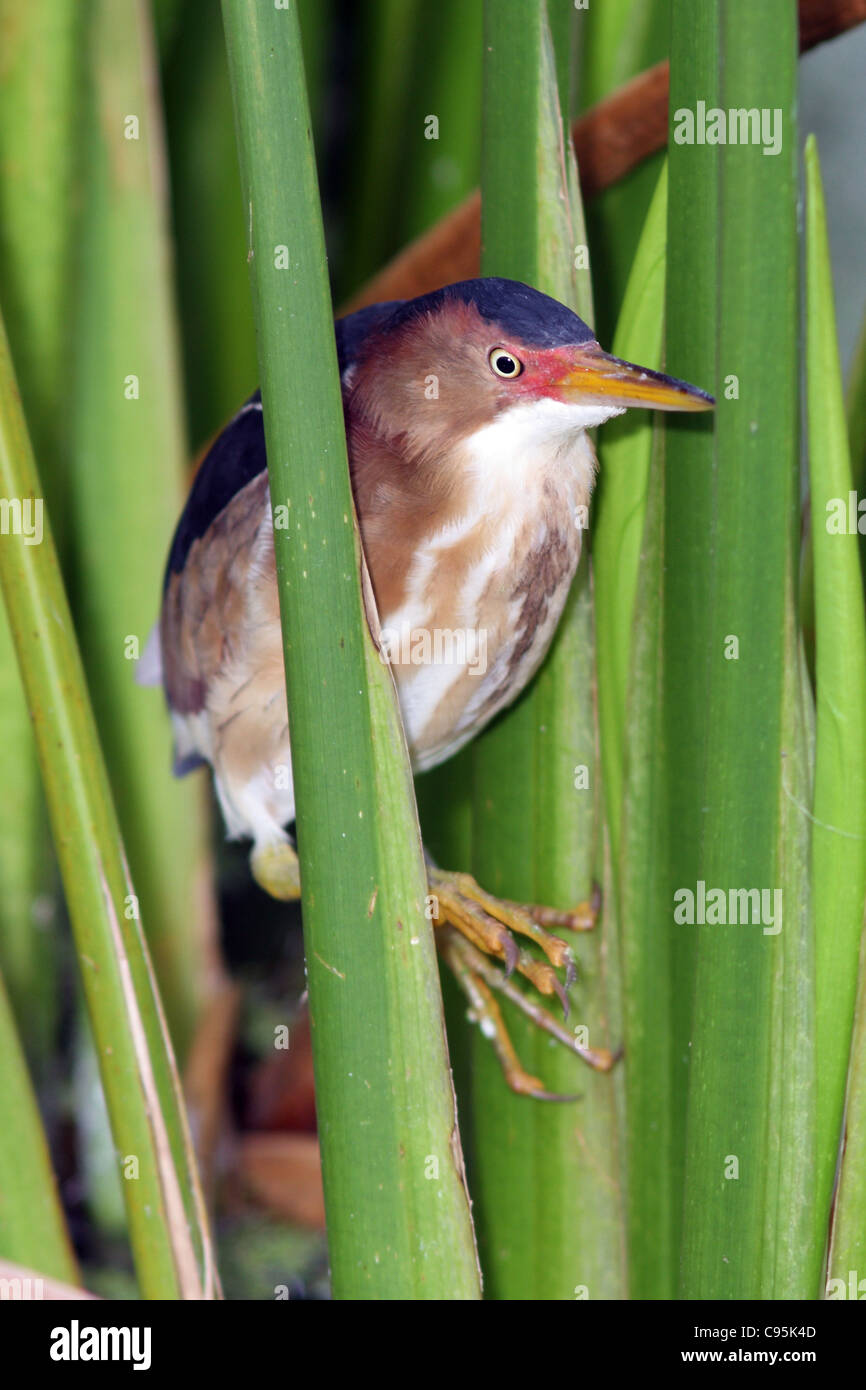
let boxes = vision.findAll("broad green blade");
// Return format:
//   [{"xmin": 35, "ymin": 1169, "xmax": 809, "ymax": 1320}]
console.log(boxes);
[
  {"xmin": 0, "ymin": 309, "xmax": 217, "ymax": 1300},
  {"xmin": 764, "ymin": 556, "xmax": 817, "ymax": 1298},
  {"xmin": 221, "ymin": 0, "xmax": 480, "ymax": 1300},
  {"xmin": 847, "ymin": 308, "xmax": 866, "ymax": 587},
  {"xmin": 337, "ymin": 0, "xmax": 423, "ymax": 298},
  {"xmin": 578, "ymin": 0, "xmax": 668, "ymax": 344},
  {"xmin": 297, "ymin": 0, "xmax": 333, "ymax": 148},
  {"xmin": 0, "ymin": 627, "xmax": 52, "ymax": 1069},
  {"xmin": 70, "ymin": 0, "xmax": 211, "ymax": 1058},
  {"xmin": 392, "ymin": 0, "xmax": 483, "ymax": 250},
  {"xmin": 805, "ymin": 136, "xmax": 866, "ymax": 1285},
  {"xmin": 577, "ymin": 0, "xmax": 667, "ymax": 111},
  {"xmin": 0, "ymin": 970, "xmax": 78, "ymax": 1283},
  {"xmin": 465, "ymin": 0, "xmax": 624, "ymax": 1301},
  {"xmin": 593, "ymin": 169, "xmax": 683, "ymax": 1296},
  {"xmin": 594, "ymin": 158, "xmax": 667, "ymax": 864},
  {"xmin": 0, "ymin": 0, "xmax": 80, "ymax": 491},
  {"xmin": 665, "ymin": 0, "xmax": 813, "ymax": 1298},
  {"xmin": 0, "ymin": 0, "xmax": 81, "ymax": 1065},
  {"xmin": 546, "ymin": 0, "xmax": 577, "ymax": 117},
  {"xmin": 613, "ymin": 423, "xmax": 680, "ymax": 1297},
  {"xmin": 829, "ymin": 943, "xmax": 866, "ymax": 1294},
  {"xmin": 160, "ymin": 0, "xmax": 259, "ymax": 446},
  {"xmin": 848, "ymin": 311, "xmax": 866, "ymax": 497}
]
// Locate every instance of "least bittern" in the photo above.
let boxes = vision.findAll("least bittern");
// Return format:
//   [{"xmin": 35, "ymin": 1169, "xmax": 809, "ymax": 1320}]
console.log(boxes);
[{"xmin": 139, "ymin": 278, "xmax": 713, "ymax": 1098}]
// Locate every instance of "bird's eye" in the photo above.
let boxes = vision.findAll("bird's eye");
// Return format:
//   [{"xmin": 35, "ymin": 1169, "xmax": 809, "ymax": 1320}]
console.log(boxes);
[{"xmin": 488, "ymin": 348, "xmax": 523, "ymax": 379}]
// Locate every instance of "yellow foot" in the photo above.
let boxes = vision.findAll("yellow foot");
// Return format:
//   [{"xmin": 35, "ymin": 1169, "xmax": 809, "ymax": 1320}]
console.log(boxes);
[
  {"xmin": 440, "ymin": 927, "xmax": 618, "ymax": 1099},
  {"xmin": 428, "ymin": 866, "xmax": 616, "ymax": 1100},
  {"xmin": 441, "ymin": 928, "xmax": 578, "ymax": 1101},
  {"xmin": 251, "ymin": 841, "xmax": 302, "ymax": 901},
  {"xmin": 428, "ymin": 866, "xmax": 588, "ymax": 1011}
]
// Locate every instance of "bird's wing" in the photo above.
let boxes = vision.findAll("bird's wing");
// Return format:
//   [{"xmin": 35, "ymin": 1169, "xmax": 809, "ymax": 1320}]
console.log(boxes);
[
  {"xmin": 163, "ymin": 299, "xmax": 405, "ymax": 595},
  {"xmin": 154, "ymin": 299, "xmax": 405, "ymax": 739},
  {"xmin": 163, "ymin": 393, "xmax": 267, "ymax": 592}
]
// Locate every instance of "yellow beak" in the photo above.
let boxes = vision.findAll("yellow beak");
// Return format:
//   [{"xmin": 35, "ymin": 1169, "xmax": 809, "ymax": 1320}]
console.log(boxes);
[{"xmin": 555, "ymin": 342, "xmax": 714, "ymax": 413}]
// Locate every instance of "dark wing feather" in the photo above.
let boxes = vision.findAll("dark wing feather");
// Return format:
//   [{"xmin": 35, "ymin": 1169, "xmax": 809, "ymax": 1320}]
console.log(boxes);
[
  {"xmin": 163, "ymin": 300, "xmax": 405, "ymax": 590},
  {"xmin": 157, "ymin": 300, "xmax": 406, "ymax": 741},
  {"xmin": 164, "ymin": 393, "xmax": 266, "ymax": 589}
]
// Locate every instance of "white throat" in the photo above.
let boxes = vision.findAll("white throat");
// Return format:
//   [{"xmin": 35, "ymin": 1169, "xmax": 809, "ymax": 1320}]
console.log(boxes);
[{"xmin": 463, "ymin": 395, "xmax": 620, "ymax": 508}]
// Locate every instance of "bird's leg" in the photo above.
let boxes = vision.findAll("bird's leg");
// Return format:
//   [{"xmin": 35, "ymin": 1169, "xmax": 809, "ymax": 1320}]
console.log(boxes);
[
  {"xmin": 448, "ymin": 929, "xmax": 619, "ymax": 1073},
  {"xmin": 428, "ymin": 873, "xmax": 569, "ymax": 1010},
  {"xmin": 250, "ymin": 840, "xmax": 302, "ymax": 901},
  {"xmin": 427, "ymin": 862, "xmax": 616, "ymax": 1094},
  {"xmin": 440, "ymin": 927, "xmax": 617, "ymax": 1099},
  {"xmin": 439, "ymin": 928, "xmax": 578, "ymax": 1101},
  {"xmin": 427, "ymin": 864, "xmax": 602, "ymax": 1011}
]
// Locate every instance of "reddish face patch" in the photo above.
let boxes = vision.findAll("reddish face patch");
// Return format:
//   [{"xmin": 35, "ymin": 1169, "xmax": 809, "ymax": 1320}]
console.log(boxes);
[{"xmin": 489, "ymin": 341, "xmax": 715, "ymax": 413}]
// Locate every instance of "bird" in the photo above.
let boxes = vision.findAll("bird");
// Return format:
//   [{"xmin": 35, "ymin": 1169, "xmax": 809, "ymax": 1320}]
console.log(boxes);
[{"xmin": 139, "ymin": 277, "xmax": 713, "ymax": 1098}]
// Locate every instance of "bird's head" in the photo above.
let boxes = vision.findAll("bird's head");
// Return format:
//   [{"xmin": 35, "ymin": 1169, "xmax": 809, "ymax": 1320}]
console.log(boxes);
[{"xmin": 340, "ymin": 278, "xmax": 713, "ymax": 509}]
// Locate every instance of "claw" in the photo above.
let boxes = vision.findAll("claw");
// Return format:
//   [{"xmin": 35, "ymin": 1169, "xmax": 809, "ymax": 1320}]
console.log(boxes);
[
  {"xmin": 501, "ymin": 932, "xmax": 519, "ymax": 979},
  {"xmin": 564, "ymin": 952, "xmax": 577, "ymax": 992},
  {"xmin": 552, "ymin": 974, "xmax": 570, "ymax": 1019}
]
